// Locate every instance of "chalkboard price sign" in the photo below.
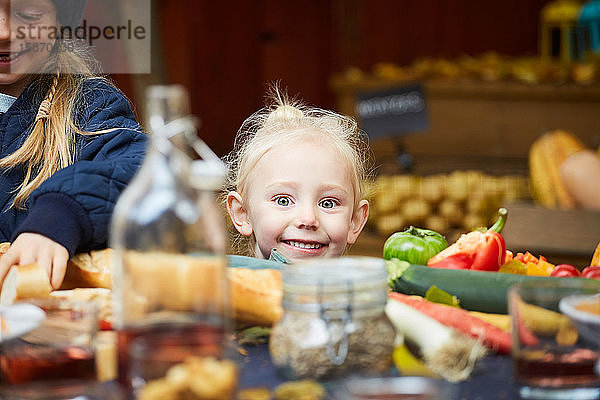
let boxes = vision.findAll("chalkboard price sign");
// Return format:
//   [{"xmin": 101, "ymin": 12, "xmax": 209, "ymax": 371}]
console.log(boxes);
[{"xmin": 356, "ymin": 84, "xmax": 429, "ymax": 138}]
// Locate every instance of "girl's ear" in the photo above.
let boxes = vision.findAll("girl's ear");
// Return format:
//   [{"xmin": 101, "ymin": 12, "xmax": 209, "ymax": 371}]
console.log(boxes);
[
  {"xmin": 347, "ymin": 199, "xmax": 369, "ymax": 245},
  {"xmin": 227, "ymin": 191, "xmax": 253, "ymax": 237}
]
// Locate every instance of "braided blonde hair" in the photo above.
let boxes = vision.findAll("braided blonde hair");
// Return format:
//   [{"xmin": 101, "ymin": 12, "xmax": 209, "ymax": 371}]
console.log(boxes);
[
  {"xmin": 223, "ymin": 85, "xmax": 373, "ymax": 255},
  {"xmin": 0, "ymin": 41, "xmax": 107, "ymax": 209}
]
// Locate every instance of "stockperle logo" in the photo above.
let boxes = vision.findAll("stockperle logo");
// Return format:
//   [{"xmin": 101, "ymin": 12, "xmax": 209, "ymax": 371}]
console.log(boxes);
[{"xmin": 9, "ymin": 0, "xmax": 151, "ymax": 74}]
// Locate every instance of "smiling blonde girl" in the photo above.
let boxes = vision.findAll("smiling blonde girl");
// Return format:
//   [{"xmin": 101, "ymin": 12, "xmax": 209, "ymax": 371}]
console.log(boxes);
[
  {"xmin": 0, "ymin": 0, "xmax": 146, "ymax": 290},
  {"xmin": 224, "ymin": 88, "xmax": 372, "ymax": 261}
]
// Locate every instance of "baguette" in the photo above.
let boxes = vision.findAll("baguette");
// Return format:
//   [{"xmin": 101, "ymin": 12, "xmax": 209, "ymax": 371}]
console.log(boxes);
[
  {"xmin": 0, "ymin": 248, "xmax": 284, "ymax": 327},
  {"xmin": 0, "ymin": 245, "xmax": 112, "ymax": 297},
  {"xmin": 229, "ymin": 267, "xmax": 283, "ymax": 326},
  {"xmin": 62, "ymin": 248, "xmax": 113, "ymax": 289},
  {"xmin": 124, "ymin": 251, "xmax": 227, "ymax": 314},
  {"xmin": 0, "ymin": 263, "xmax": 53, "ymax": 305}
]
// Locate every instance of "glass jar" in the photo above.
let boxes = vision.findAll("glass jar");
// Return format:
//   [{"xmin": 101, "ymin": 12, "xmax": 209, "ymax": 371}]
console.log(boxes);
[
  {"xmin": 109, "ymin": 85, "xmax": 231, "ymax": 392},
  {"xmin": 269, "ymin": 257, "xmax": 395, "ymax": 380}
]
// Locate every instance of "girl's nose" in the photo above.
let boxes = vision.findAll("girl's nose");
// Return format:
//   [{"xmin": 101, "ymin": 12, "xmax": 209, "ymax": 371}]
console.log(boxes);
[{"xmin": 295, "ymin": 205, "xmax": 319, "ymax": 230}]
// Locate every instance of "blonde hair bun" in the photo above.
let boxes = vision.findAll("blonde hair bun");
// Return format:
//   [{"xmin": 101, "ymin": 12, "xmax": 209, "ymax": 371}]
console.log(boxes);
[{"xmin": 267, "ymin": 104, "xmax": 303, "ymax": 123}]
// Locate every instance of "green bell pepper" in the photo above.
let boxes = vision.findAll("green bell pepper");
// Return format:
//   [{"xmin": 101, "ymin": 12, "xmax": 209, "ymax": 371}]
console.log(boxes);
[{"xmin": 383, "ymin": 226, "xmax": 448, "ymax": 265}]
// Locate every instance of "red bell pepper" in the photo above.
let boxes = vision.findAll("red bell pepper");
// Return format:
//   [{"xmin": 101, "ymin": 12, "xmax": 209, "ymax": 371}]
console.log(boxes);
[
  {"xmin": 426, "ymin": 253, "xmax": 472, "ymax": 269},
  {"xmin": 427, "ymin": 208, "xmax": 507, "ymax": 272}
]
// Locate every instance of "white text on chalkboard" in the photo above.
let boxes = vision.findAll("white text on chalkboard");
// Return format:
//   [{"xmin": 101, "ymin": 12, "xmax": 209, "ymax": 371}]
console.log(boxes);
[{"xmin": 357, "ymin": 91, "xmax": 425, "ymax": 118}]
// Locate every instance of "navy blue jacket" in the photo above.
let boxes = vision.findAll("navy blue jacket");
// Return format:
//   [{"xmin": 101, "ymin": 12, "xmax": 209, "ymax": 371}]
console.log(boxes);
[{"xmin": 0, "ymin": 77, "xmax": 147, "ymax": 256}]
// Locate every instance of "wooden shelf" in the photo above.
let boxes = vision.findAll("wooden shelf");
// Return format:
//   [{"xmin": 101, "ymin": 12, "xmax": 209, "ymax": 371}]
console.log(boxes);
[
  {"xmin": 331, "ymin": 76, "xmax": 600, "ymax": 103},
  {"xmin": 331, "ymin": 76, "xmax": 600, "ymax": 165},
  {"xmin": 501, "ymin": 202, "xmax": 600, "ymax": 261}
]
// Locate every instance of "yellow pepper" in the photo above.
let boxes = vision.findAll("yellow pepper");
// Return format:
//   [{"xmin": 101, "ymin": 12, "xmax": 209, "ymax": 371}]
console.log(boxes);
[{"xmin": 526, "ymin": 260, "xmax": 554, "ymax": 276}]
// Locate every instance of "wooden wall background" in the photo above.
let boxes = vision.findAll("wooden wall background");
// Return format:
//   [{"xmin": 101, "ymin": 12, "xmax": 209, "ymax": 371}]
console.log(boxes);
[{"xmin": 111, "ymin": 0, "xmax": 552, "ymax": 156}]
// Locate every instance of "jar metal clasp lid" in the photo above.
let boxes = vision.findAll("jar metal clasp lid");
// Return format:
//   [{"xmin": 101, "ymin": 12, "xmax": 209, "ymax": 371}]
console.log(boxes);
[{"xmin": 318, "ymin": 280, "xmax": 353, "ymax": 366}]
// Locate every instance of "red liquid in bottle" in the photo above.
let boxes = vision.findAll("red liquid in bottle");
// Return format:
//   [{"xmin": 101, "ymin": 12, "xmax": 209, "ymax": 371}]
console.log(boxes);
[
  {"xmin": 1, "ymin": 344, "xmax": 95, "ymax": 384},
  {"xmin": 116, "ymin": 321, "xmax": 226, "ymax": 390}
]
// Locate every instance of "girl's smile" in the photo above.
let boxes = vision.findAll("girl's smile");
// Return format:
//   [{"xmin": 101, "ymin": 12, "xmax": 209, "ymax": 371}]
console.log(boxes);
[
  {"xmin": 0, "ymin": 48, "xmax": 31, "ymax": 64},
  {"xmin": 281, "ymin": 239, "xmax": 327, "ymax": 256}
]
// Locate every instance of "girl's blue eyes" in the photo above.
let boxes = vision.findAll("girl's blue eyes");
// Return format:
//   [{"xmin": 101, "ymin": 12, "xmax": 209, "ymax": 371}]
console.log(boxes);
[
  {"xmin": 275, "ymin": 196, "xmax": 291, "ymax": 206},
  {"xmin": 273, "ymin": 196, "xmax": 338, "ymax": 209},
  {"xmin": 319, "ymin": 199, "xmax": 337, "ymax": 209}
]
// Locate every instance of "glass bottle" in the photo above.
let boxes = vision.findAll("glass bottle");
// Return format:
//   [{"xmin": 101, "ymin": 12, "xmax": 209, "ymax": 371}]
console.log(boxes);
[
  {"xmin": 109, "ymin": 85, "xmax": 230, "ymax": 392},
  {"xmin": 269, "ymin": 257, "xmax": 396, "ymax": 380}
]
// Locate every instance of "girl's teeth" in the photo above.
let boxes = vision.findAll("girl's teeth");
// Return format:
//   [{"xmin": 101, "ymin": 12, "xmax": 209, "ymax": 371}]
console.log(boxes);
[
  {"xmin": 0, "ymin": 53, "xmax": 20, "ymax": 61},
  {"xmin": 287, "ymin": 241, "xmax": 323, "ymax": 249}
]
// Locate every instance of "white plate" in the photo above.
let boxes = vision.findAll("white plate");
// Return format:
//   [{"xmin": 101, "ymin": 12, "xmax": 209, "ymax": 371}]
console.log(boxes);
[
  {"xmin": 0, "ymin": 303, "xmax": 46, "ymax": 343},
  {"xmin": 559, "ymin": 293, "xmax": 600, "ymax": 345}
]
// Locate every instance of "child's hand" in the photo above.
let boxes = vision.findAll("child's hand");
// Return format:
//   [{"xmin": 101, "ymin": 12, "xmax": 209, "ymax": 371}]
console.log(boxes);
[{"xmin": 0, "ymin": 233, "xmax": 69, "ymax": 290}]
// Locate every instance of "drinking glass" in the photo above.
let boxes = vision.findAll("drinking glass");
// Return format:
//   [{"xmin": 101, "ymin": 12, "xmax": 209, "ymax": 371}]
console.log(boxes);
[
  {"xmin": 508, "ymin": 279, "xmax": 600, "ymax": 399},
  {"xmin": 128, "ymin": 329, "xmax": 238, "ymax": 399},
  {"xmin": 0, "ymin": 298, "xmax": 98, "ymax": 385}
]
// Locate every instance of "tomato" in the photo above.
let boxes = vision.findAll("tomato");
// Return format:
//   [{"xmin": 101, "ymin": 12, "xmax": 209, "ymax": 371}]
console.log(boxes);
[
  {"xmin": 550, "ymin": 264, "xmax": 580, "ymax": 278},
  {"xmin": 383, "ymin": 226, "xmax": 448, "ymax": 265},
  {"xmin": 581, "ymin": 266, "xmax": 600, "ymax": 280}
]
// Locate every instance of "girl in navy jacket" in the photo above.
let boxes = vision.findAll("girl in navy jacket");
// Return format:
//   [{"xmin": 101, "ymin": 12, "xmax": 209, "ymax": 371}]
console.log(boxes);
[{"xmin": 0, "ymin": 0, "xmax": 146, "ymax": 289}]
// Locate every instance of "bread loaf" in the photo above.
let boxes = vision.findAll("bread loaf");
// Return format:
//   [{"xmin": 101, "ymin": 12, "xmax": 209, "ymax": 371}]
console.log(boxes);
[
  {"xmin": 62, "ymin": 248, "xmax": 113, "ymax": 289},
  {"xmin": 0, "ymin": 248, "xmax": 284, "ymax": 327},
  {"xmin": 0, "ymin": 263, "xmax": 53, "ymax": 305},
  {"xmin": 0, "ymin": 246, "xmax": 113, "ymax": 303},
  {"xmin": 229, "ymin": 267, "xmax": 283, "ymax": 326},
  {"xmin": 124, "ymin": 251, "xmax": 227, "ymax": 314}
]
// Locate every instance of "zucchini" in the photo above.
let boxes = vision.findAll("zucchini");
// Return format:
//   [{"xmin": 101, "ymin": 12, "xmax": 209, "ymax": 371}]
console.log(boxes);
[
  {"xmin": 390, "ymin": 262, "xmax": 600, "ymax": 314},
  {"xmin": 227, "ymin": 255, "xmax": 283, "ymax": 270}
]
